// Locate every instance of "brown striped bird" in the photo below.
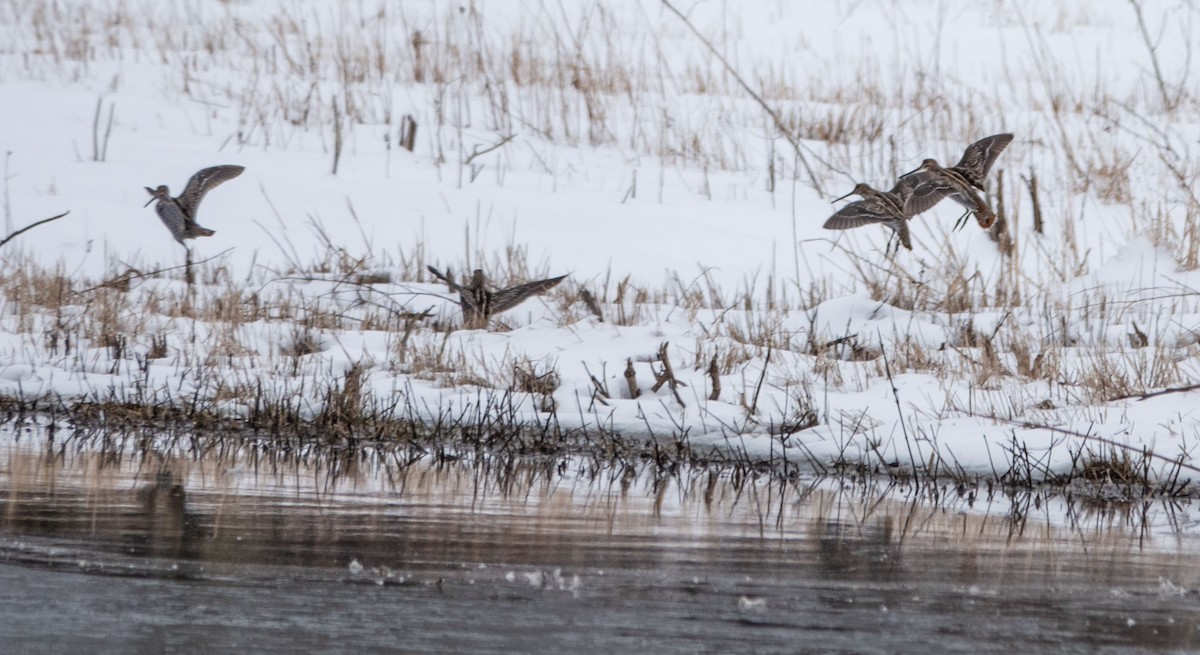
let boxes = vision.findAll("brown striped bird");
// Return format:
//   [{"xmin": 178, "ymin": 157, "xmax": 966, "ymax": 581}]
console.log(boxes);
[
  {"xmin": 823, "ymin": 172, "xmax": 936, "ymax": 253},
  {"xmin": 898, "ymin": 133, "xmax": 1013, "ymax": 230},
  {"xmin": 144, "ymin": 165, "xmax": 244, "ymax": 246}
]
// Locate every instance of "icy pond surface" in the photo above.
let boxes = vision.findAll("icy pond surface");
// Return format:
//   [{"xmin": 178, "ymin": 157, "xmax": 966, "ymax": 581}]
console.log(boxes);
[{"xmin": 0, "ymin": 425, "xmax": 1198, "ymax": 654}]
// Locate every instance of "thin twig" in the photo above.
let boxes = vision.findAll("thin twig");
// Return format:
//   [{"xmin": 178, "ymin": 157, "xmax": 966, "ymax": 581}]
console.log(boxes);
[
  {"xmin": 92, "ymin": 96, "xmax": 102, "ymax": 162},
  {"xmin": 649, "ymin": 342, "xmax": 687, "ymax": 407},
  {"xmin": 75, "ymin": 247, "xmax": 234, "ymax": 294},
  {"xmin": 981, "ymin": 414, "xmax": 1200, "ymax": 476},
  {"xmin": 331, "ymin": 96, "xmax": 343, "ymax": 175},
  {"xmin": 1117, "ymin": 382, "xmax": 1200, "ymax": 402},
  {"xmin": 880, "ymin": 340, "xmax": 920, "ymax": 492},
  {"xmin": 746, "ymin": 346, "xmax": 771, "ymax": 415},
  {"xmin": 1129, "ymin": 0, "xmax": 1174, "ymax": 111},
  {"xmin": 3, "ymin": 150, "xmax": 12, "ymax": 233},
  {"xmin": 399, "ymin": 114, "xmax": 418, "ymax": 152},
  {"xmin": 101, "ymin": 101, "xmax": 115, "ymax": 162},
  {"xmin": 660, "ymin": 0, "xmax": 826, "ymax": 196},
  {"xmin": 1022, "ymin": 170, "xmax": 1043, "ymax": 235},
  {"xmin": 0, "ymin": 211, "xmax": 68, "ymax": 249},
  {"xmin": 464, "ymin": 134, "xmax": 516, "ymax": 166},
  {"xmin": 707, "ymin": 355, "xmax": 720, "ymax": 402}
]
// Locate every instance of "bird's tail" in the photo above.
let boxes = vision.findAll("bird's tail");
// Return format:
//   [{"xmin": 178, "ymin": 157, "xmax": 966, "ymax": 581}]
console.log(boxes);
[{"xmin": 194, "ymin": 226, "xmax": 216, "ymax": 238}]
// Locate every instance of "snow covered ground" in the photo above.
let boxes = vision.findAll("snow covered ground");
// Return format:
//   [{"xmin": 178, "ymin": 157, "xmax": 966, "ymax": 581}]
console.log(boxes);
[{"xmin": 1, "ymin": 0, "xmax": 1200, "ymax": 481}]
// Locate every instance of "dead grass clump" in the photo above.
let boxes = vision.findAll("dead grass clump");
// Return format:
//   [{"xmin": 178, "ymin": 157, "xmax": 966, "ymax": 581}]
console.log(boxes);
[
  {"xmin": 612, "ymin": 276, "xmax": 649, "ymax": 326},
  {"xmin": 1078, "ymin": 348, "xmax": 1180, "ymax": 402},
  {"xmin": 353, "ymin": 272, "xmax": 392, "ymax": 285},
  {"xmin": 1010, "ymin": 336, "xmax": 1054, "ymax": 381},
  {"xmin": 885, "ymin": 337, "xmax": 943, "ymax": 374},
  {"xmin": 790, "ymin": 104, "xmax": 886, "ymax": 145},
  {"xmin": 777, "ymin": 380, "xmax": 820, "ymax": 435},
  {"xmin": 103, "ymin": 333, "xmax": 127, "ymax": 362},
  {"xmin": 406, "ymin": 338, "xmax": 489, "ymax": 388},
  {"xmin": 1134, "ymin": 201, "xmax": 1200, "ymax": 272},
  {"xmin": 2, "ymin": 261, "xmax": 74, "ymax": 309},
  {"xmin": 281, "ymin": 328, "xmax": 322, "ymax": 358},
  {"xmin": 1077, "ymin": 352, "xmax": 1136, "ymax": 402},
  {"xmin": 144, "ymin": 333, "xmax": 168, "ymax": 359},
  {"xmin": 206, "ymin": 287, "xmax": 265, "ymax": 324},
  {"xmin": 810, "ymin": 333, "xmax": 880, "ymax": 363},
  {"xmin": 81, "ymin": 288, "xmax": 135, "ymax": 341},
  {"xmin": 511, "ymin": 359, "xmax": 560, "ymax": 397},
  {"xmin": 43, "ymin": 318, "xmax": 76, "ymax": 357},
  {"xmin": 723, "ymin": 316, "xmax": 794, "ymax": 351},
  {"xmin": 841, "ymin": 239, "xmax": 987, "ymax": 314},
  {"xmin": 315, "ymin": 363, "xmax": 368, "ymax": 437},
  {"xmin": 1075, "ymin": 447, "xmax": 1147, "ymax": 487},
  {"xmin": 203, "ymin": 331, "xmax": 257, "ymax": 368},
  {"xmin": 245, "ymin": 385, "xmax": 307, "ymax": 435},
  {"xmin": 974, "ymin": 339, "xmax": 1010, "ymax": 386},
  {"xmin": 510, "ymin": 359, "xmax": 559, "ymax": 412},
  {"xmin": 694, "ymin": 341, "xmax": 755, "ymax": 376},
  {"xmin": 1085, "ymin": 155, "xmax": 1133, "ymax": 204}
]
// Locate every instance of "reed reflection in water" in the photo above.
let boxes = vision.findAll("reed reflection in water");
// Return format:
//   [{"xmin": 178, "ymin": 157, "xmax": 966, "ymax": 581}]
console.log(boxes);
[{"xmin": 1, "ymin": 428, "xmax": 1198, "ymax": 653}]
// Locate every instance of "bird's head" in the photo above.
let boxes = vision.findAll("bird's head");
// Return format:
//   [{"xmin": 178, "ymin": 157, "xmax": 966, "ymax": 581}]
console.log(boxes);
[
  {"xmin": 900, "ymin": 159, "xmax": 939, "ymax": 179},
  {"xmin": 832, "ymin": 182, "xmax": 872, "ymax": 203},
  {"xmin": 143, "ymin": 185, "xmax": 169, "ymax": 206}
]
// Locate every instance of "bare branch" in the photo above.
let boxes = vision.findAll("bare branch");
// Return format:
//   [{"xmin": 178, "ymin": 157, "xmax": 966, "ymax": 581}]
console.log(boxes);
[
  {"xmin": 0, "ymin": 211, "xmax": 68, "ymax": 249},
  {"xmin": 76, "ymin": 247, "xmax": 235, "ymax": 294},
  {"xmin": 464, "ymin": 134, "xmax": 516, "ymax": 166},
  {"xmin": 660, "ymin": 0, "xmax": 826, "ymax": 196},
  {"xmin": 1129, "ymin": 0, "xmax": 1175, "ymax": 110},
  {"xmin": 649, "ymin": 342, "xmax": 688, "ymax": 403},
  {"xmin": 707, "ymin": 355, "xmax": 720, "ymax": 401}
]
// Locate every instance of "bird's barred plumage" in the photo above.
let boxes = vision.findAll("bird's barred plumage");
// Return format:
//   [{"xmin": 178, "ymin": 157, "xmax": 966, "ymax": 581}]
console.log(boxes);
[
  {"xmin": 145, "ymin": 165, "xmax": 244, "ymax": 245},
  {"xmin": 823, "ymin": 134, "xmax": 1013, "ymax": 248},
  {"xmin": 823, "ymin": 173, "xmax": 943, "ymax": 251},
  {"xmin": 899, "ymin": 134, "xmax": 1012, "ymax": 229}
]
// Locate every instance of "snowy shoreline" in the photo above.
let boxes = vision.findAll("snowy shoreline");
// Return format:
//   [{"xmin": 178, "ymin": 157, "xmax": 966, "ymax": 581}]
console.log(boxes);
[{"xmin": 1, "ymin": 0, "xmax": 1199, "ymax": 486}]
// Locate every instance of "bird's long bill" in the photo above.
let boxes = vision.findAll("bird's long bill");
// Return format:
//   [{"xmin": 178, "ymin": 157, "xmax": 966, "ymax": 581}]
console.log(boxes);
[
  {"xmin": 831, "ymin": 189, "xmax": 856, "ymax": 203},
  {"xmin": 898, "ymin": 165, "xmax": 922, "ymax": 179},
  {"xmin": 143, "ymin": 187, "xmax": 157, "ymax": 207}
]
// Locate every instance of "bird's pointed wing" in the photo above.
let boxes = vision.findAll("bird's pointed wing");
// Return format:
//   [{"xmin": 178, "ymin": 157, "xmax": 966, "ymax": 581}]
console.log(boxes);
[
  {"xmin": 952, "ymin": 133, "xmax": 1013, "ymax": 184},
  {"xmin": 889, "ymin": 172, "xmax": 927, "ymax": 203},
  {"xmin": 823, "ymin": 199, "xmax": 893, "ymax": 230},
  {"xmin": 490, "ymin": 274, "xmax": 568, "ymax": 315},
  {"xmin": 178, "ymin": 165, "xmax": 245, "ymax": 218},
  {"xmin": 427, "ymin": 265, "xmax": 466, "ymax": 293},
  {"xmin": 894, "ymin": 173, "xmax": 953, "ymax": 216}
]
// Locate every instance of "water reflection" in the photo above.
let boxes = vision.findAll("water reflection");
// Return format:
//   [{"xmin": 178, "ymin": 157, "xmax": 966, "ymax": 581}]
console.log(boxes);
[
  {"xmin": 1, "ymin": 426, "xmax": 1199, "ymax": 653},
  {"xmin": 816, "ymin": 516, "xmax": 900, "ymax": 580},
  {"xmin": 2, "ymin": 432, "xmax": 1198, "ymax": 575}
]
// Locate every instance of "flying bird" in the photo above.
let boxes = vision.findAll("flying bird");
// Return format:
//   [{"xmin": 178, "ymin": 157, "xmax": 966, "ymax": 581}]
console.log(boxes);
[
  {"xmin": 823, "ymin": 173, "xmax": 934, "ymax": 253},
  {"xmin": 426, "ymin": 265, "xmax": 568, "ymax": 329},
  {"xmin": 144, "ymin": 165, "xmax": 244, "ymax": 245},
  {"xmin": 899, "ymin": 133, "xmax": 1013, "ymax": 230}
]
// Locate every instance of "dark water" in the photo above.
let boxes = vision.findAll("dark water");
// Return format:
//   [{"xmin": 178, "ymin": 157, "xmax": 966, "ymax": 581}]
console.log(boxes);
[{"xmin": 1, "ymin": 428, "xmax": 1199, "ymax": 654}]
